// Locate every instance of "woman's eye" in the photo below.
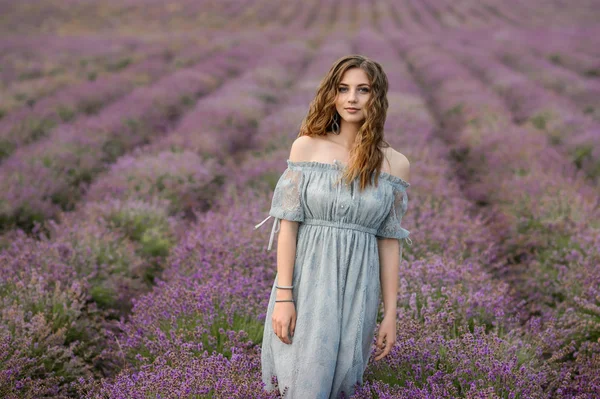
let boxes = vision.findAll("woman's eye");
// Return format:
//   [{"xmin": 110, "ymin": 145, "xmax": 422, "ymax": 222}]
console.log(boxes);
[{"xmin": 338, "ymin": 87, "xmax": 370, "ymax": 93}]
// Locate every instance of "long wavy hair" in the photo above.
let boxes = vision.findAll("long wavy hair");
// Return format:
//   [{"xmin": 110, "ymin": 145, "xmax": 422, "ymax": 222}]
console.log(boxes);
[{"xmin": 298, "ymin": 54, "xmax": 391, "ymax": 191}]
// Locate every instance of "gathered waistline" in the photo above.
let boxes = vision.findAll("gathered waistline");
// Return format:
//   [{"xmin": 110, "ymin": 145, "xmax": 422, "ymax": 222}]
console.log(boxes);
[
  {"xmin": 301, "ymin": 218, "xmax": 377, "ymax": 235},
  {"xmin": 255, "ymin": 215, "xmax": 412, "ymax": 251}
]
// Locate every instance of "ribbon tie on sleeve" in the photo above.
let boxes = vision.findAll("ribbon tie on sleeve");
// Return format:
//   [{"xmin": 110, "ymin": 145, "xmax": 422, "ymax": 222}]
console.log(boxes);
[
  {"xmin": 254, "ymin": 215, "xmax": 280, "ymax": 251},
  {"xmin": 399, "ymin": 236, "xmax": 412, "ymax": 260}
]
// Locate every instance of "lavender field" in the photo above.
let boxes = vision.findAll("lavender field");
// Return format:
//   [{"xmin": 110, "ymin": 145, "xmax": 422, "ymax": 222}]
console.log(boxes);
[{"xmin": 1, "ymin": 0, "xmax": 599, "ymax": 397}]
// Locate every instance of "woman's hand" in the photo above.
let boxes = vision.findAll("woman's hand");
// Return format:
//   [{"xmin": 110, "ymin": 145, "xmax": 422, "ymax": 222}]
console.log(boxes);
[
  {"xmin": 374, "ymin": 315, "xmax": 396, "ymax": 361},
  {"xmin": 272, "ymin": 301, "xmax": 296, "ymax": 345}
]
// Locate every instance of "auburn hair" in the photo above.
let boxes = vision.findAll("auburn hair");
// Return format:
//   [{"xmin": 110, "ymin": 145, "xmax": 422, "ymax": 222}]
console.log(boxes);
[{"xmin": 298, "ymin": 54, "xmax": 391, "ymax": 192}]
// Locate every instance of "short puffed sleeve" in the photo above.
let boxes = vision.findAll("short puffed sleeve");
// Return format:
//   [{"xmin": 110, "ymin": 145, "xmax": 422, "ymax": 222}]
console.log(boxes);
[
  {"xmin": 254, "ymin": 166, "xmax": 305, "ymax": 251},
  {"xmin": 376, "ymin": 183, "xmax": 412, "ymax": 256},
  {"xmin": 268, "ymin": 167, "xmax": 304, "ymax": 222}
]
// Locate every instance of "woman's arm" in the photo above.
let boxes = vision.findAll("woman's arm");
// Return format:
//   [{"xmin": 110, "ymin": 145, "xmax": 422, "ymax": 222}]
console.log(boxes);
[
  {"xmin": 374, "ymin": 236, "xmax": 401, "ymax": 361},
  {"xmin": 378, "ymin": 151, "xmax": 410, "ymax": 316},
  {"xmin": 275, "ymin": 220, "xmax": 300, "ymax": 301},
  {"xmin": 276, "ymin": 135, "xmax": 312, "ymax": 298},
  {"xmin": 374, "ymin": 150, "xmax": 410, "ymax": 360},
  {"xmin": 377, "ymin": 238, "xmax": 401, "ymax": 318},
  {"xmin": 270, "ymin": 136, "xmax": 312, "ymax": 345},
  {"xmin": 272, "ymin": 219, "xmax": 299, "ymax": 344}
]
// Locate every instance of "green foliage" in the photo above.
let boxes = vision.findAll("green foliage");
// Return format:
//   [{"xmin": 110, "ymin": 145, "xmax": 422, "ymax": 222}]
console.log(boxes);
[
  {"xmin": 105, "ymin": 57, "xmax": 132, "ymax": 72},
  {"xmin": 18, "ymin": 69, "xmax": 43, "ymax": 80},
  {"xmin": 257, "ymin": 92, "xmax": 278, "ymax": 104},
  {"xmin": 14, "ymin": 117, "xmax": 58, "ymax": 144},
  {"xmin": 102, "ymin": 138, "xmax": 127, "ymax": 164},
  {"xmin": 48, "ymin": 67, "xmax": 64, "ymax": 76},
  {"xmin": 105, "ymin": 204, "xmax": 175, "ymax": 253},
  {"xmin": 548, "ymin": 53, "xmax": 562, "ymax": 65},
  {"xmin": 13, "ymin": 92, "xmax": 27, "ymax": 102},
  {"xmin": 0, "ymin": 275, "xmax": 103, "ymax": 391},
  {"xmin": 529, "ymin": 112, "xmax": 549, "ymax": 130},
  {"xmin": 584, "ymin": 69, "xmax": 599, "ymax": 78},
  {"xmin": 368, "ymin": 326, "xmax": 538, "ymax": 398},
  {"xmin": 124, "ymin": 304, "xmax": 264, "ymax": 373},
  {"xmin": 139, "ymin": 226, "xmax": 172, "ymax": 258},
  {"xmin": 0, "ymin": 138, "xmax": 15, "ymax": 160},
  {"xmin": 56, "ymin": 104, "xmax": 75, "ymax": 122},
  {"xmin": 89, "ymin": 283, "xmax": 118, "ymax": 309},
  {"xmin": 1, "ymin": 200, "xmax": 47, "ymax": 232},
  {"xmin": 195, "ymin": 310, "xmax": 264, "ymax": 358},
  {"xmin": 107, "ymin": 206, "xmax": 169, "ymax": 241},
  {"xmin": 444, "ymin": 103, "xmax": 463, "ymax": 118},
  {"xmin": 572, "ymin": 143, "xmax": 593, "ymax": 170},
  {"xmin": 79, "ymin": 98, "xmax": 103, "ymax": 114},
  {"xmin": 366, "ymin": 360, "xmax": 413, "ymax": 388},
  {"xmin": 180, "ymin": 94, "xmax": 194, "ymax": 107}
]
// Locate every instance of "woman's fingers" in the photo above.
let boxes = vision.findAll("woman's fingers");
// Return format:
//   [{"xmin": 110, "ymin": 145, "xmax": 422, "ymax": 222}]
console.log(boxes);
[
  {"xmin": 289, "ymin": 315, "xmax": 295, "ymax": 337},
  {"xmin": 272, "ymin": 304, "xmax": 295, "ymax": 344},
  {"xmin": 273, "ymin": 319, "xmax": 292, "ymax": 344},
  {"xmin": 274, "ymin": 322, "xmax": 280, "ymax": 341},
  {"xmin": 376, "ymin": 334, "xmax": 384, "ymax": 350},
  {"xmin": 375, "ymin": 340, "xmax": 392, "ymax": 360}
]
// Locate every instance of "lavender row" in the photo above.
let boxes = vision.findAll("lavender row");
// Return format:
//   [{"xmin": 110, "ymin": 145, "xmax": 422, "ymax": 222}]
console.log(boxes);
[
  {"xmin": 0, "ymin": 35, "xmax": 187, "ymax": 112},
  {"xmin": 0, "ymin": 1, "xmax": 272, "ymax": 35},
  {"xmin": 0, "ymin": 34, "xmax": 156, "ymax": 83},
  {"xmin": 467, "ymin": 0, "xmax": 593, "ymax": 31},
  {"xmin": 473, "ymin": 34, "xmax": 600, "ymax": 121},
  {"xmin": 0, "ymin": 33, "xmax": 221, "ymax": 121},
  {"xmin": 384, "ymin": 0, "xmax": 439, "ymax": 34},
  {"xmin": 0, "ymin": 49, "xmax": 175, "ymax": 160},
  {"xmin": 380, "ymin": 0, "xmax": 514, "ymax": 34},
  {"xmin": 0, "ymin": 42, "xmax": 160, "ymax": 118},
  {"xmin": 0, "ymin": 30, "xmax": 287, "ymax": 233},
  {"xmin": 0, "ymin": 32, "xmax": 259, "ymax": 162},
  {"xmin": 81, "ymin": 42, "xmax": 319, "ymax": 219},
  {"xmin": 424, "ymin": 1, "xmax": 600, "ymax": 76},
  {"xmin": 417, "ymin": 0, "xmax": 518, "ymax": 30},
  {"xmin": 484, "ymin": 26, "xmax": 600, "ymax": 78},
  {"xmin": 439, "ymin": 35, "xmax": 600, "ymax": 182},
  {"xmin": 391, "ymin": 32, "xmax": 600, "ymax": 397},
  {"xmin": 0, "ymin": 33, "xmax": 227, "ymax": 127},
  {"xmin": 495, "ymin": 0, "xmax": 600, "ymax": 32}
]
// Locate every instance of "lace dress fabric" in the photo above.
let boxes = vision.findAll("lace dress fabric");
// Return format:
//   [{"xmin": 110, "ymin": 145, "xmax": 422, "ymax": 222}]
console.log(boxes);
[{"xmin": 255, "ymin": 159, "xmax": 411, "ymax": 399}]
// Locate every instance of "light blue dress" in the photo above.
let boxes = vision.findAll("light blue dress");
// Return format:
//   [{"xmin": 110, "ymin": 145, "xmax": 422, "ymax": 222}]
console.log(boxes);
[{"xmin": 254, "ymin": 159, "xmax": 412, "ymax": 399}]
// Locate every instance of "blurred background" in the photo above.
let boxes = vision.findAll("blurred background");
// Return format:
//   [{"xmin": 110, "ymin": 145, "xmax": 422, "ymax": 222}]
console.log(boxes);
[{"xmin": 1, "ymin": 1, "xmax": 599, "ymax": 398}]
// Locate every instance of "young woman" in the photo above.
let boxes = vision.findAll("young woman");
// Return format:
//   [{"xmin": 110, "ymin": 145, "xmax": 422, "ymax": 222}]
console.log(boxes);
[{"xmin": 255, "ymin": 54, "xmax": 412, "ymax": 398}]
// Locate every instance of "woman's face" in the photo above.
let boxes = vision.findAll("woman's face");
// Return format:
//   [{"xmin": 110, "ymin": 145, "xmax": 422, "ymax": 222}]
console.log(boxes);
[{"xmin": 335, "ymin": 67, "xmax": 371, "ymax": 124}]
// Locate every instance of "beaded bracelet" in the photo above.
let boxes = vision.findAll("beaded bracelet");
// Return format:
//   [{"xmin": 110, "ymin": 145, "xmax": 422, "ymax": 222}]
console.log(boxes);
[
  {"xmin": 275, "ymin": 299, "xmax": 294, "ymax": 303},
  {"xmin": 276, "ymin": 284, "xmax": 293, "ymax": 290}
]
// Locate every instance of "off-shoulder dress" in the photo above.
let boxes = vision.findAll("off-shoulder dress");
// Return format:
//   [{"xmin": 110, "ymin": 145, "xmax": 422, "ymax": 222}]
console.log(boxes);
[{"xmin": 254, "ymin": 159, "xmax": 412, "ymax": 399}]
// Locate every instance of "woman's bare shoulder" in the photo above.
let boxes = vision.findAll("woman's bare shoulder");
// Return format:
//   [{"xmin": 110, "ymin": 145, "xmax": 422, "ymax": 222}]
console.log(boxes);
[
  {"xmin": 289, "ymin": 135, "xmax": 318, "ymax": 162},
  {"xmin": 383, "ymin": 147, "xmax": 410, "ymax": 183}
]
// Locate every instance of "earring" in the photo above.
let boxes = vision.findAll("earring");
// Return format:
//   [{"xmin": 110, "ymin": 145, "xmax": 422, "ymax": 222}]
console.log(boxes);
[{"xmin": 332, "ymin": 113, "xmax": 340, "ymax": 135}]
